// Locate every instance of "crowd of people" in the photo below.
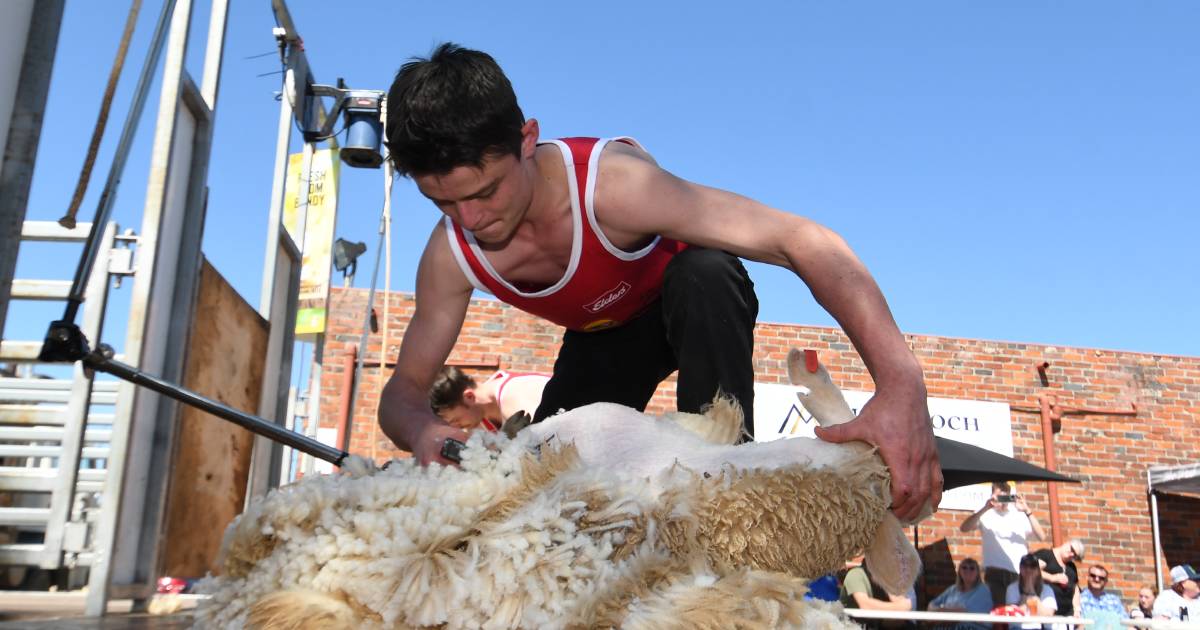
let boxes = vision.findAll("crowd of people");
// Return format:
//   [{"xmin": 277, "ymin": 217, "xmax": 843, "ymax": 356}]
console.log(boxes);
[{"xmin": 835, "ymin": 480, "xmax": 1199, "ymax": 628}]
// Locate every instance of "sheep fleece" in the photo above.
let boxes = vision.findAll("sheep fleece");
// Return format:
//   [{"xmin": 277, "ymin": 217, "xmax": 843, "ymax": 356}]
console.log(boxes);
[{"xmin": 196, "ymin": 403, "xmax": 889, "ymax": 629}]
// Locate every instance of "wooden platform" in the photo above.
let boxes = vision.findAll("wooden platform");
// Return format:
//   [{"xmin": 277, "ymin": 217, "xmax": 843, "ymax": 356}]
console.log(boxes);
[
  {"xmin": 0, "ymin": 592, "xmax": 195, "ymax": 628},
  {"xmin": 0, "ymin": 612, "xmax": 193, "ymax": 629}
]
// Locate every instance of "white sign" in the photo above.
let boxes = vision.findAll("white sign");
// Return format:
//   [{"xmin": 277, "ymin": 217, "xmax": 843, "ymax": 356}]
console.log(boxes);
[{"xmin": 752, "ymin": 383, "xmax": 1014, "ymax": 511}]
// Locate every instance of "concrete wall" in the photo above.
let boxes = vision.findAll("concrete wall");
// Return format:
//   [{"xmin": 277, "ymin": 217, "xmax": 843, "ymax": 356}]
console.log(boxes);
[{"xmin": 320, "ymin": 287, "xmax": 1200, "ymax": 604}]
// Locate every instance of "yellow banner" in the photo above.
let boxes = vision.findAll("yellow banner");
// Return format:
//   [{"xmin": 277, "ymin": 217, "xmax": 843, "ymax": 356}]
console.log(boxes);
[{"xmin": 282, "ymin": 149, "xmax": 340, "ymax": 339}]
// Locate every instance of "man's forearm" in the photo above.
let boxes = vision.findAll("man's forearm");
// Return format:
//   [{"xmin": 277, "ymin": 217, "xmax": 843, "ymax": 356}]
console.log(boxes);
[
  {"xmin": 1041, "ymin": 569, "xmax": 1063, "ymax": 584},
  {"xmin": 852, "ymin": 593, "xmax": 911, "ymax": 611},
  {"xmin": 1027, "ymin": 513, "xmax": 1047, "ymax": 541},
  {"xmin": 783, "ymin": 229, "xmax": 915, "ymax": 375},
  {"xmin": 960, "ymin": 506, "xmax": 987, "ymax": 532},
  {"xmin": 378, "ymin": 377, "xmax": 435, "ymax": 452}
]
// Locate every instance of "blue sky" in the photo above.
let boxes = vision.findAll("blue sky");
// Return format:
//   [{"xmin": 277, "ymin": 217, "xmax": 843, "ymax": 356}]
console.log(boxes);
[{"xmin": 10, "ymin": 1, "xmax": 1200, "ymax": 360}]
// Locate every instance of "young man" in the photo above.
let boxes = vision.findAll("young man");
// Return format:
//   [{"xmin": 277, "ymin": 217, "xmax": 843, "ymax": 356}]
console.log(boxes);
[
  {"xmin": 377, "ymin": 43, "xmax": 940, "ymax": 522},
  {"xmin": 959, "ymin": 482, "xmax": 1047, "ymax": 607},
  {"xmin": 428, "ymin": 366, "xmax": 548, "ymax": 432}
]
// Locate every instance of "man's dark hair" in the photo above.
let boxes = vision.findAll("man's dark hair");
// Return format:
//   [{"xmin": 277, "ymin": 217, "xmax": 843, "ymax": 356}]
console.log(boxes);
[
  {"xmin": 429, "ymin": 366, "xmax": 476, "ymax": 412},
  {"xmin": 385, "ymin": 43, "xmax": 525, "ymax": 177}
]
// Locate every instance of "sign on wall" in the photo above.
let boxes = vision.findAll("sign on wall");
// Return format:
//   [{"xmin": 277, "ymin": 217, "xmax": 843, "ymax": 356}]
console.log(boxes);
[
  {"xmin": 282, "ymin": 149, "xmax": 340, "ymax": 340},
  {"xmin": 753, "ymin": 383, "xmax": 1014, "ymax": 511}
]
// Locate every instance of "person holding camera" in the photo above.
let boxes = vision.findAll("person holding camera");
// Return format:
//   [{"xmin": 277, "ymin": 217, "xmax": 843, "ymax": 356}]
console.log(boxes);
[{"xmin": 960, "ymin": 481, "xmax": 1047, "ymax": 607}]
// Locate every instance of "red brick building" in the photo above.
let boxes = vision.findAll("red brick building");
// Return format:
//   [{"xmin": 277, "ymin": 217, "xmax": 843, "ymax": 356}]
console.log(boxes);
[{"xmin": 319, "ymin": 287, "xmax": 1200, "ymax": 604}]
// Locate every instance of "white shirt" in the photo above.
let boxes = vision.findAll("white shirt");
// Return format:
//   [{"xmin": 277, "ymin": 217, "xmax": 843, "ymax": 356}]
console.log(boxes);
[
  {"xmin": 1152, "ymin": 588, "xmax": 1200, "ymax": 621},
  {"xmin": 1006, "ymin": 582, "xmax": 1058, "ymax": 630},
  {"xmin": 488, "ymin": 371, "xmax": 551, "ymax": 419},
  {"xmin": 979, "ymin": 507, "xmax": 1033, "ymax": 572}
]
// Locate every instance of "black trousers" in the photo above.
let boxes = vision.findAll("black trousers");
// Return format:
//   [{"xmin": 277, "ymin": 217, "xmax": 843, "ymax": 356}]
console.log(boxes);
[{"xmin": 533, "ymin": 248, "xmax": 760, "ymax": 436}]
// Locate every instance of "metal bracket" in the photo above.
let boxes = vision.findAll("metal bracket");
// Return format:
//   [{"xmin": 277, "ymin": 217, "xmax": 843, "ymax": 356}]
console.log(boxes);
[{"xmin": 36, "ymin": 320, "xmax": 92, "ymax": 364}]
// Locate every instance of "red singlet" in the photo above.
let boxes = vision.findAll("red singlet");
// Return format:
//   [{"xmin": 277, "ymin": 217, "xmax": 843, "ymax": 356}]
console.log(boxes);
[{"xmin": 445, "ymin": 137, "xmax": 687, "ymax": 332}]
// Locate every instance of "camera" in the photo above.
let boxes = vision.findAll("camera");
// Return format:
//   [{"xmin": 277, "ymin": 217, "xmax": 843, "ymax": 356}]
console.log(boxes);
[{"xmin": 997, "ymin": 494, "xmax": 1017, "ymax": 503}]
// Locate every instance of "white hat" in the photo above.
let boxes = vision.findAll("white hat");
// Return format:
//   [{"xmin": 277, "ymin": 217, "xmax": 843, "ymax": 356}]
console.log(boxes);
[{"xmin": 1170, "ymin": 565, "xmax": 1197, "ymax": 585}]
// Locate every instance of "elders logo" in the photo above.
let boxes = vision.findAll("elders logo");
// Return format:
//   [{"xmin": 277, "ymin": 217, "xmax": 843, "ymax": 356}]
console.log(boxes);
[{"xmin": 583, "ymin": 281, "xmax": 631, "ymax": 314}]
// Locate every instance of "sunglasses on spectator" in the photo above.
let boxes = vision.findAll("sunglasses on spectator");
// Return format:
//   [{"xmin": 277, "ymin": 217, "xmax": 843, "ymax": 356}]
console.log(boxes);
[
  {"xmin": 1088, "ymin": 573, "xmax": 1107, "ymax": 581},
  {"xmin": 960, "ymin": 565, "xmax": 978, "ymax": 571}
]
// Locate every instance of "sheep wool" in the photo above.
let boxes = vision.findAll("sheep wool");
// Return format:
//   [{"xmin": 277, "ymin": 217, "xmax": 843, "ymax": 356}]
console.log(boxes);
[{"xmin": 197, "ymin": 398, "xmax": 910, "ymax": 629}]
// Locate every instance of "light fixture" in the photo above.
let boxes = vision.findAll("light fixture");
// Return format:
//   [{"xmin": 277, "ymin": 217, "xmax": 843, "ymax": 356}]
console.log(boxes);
[{"xmin": 333, "ymin": 238, "xmax": 367, "ymax": 280}]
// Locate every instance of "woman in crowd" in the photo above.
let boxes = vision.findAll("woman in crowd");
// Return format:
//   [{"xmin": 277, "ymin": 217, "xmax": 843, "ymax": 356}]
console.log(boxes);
[
  {"xmin": 928, "ymin": 557, "xmax": 993, "ymax": 629},
  {"xmin": 1128, "ymin": 586, "xmax": 1156, "ymax": 619},
  {"xmin": 1006, "ymin": 553, "xmax": 1058, "ymax": 629}
]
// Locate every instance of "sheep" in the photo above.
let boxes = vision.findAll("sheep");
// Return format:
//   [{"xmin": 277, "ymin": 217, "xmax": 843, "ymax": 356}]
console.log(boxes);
[{"xmin": 195, "ymin": 348, "xmax": 924, "ymax": 629}]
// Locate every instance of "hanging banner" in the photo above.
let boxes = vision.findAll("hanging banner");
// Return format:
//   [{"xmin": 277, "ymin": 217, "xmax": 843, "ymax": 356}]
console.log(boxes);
[
  {"xmin": 753, "ymin": 383, "xmax": 1014, "ymax": 511},
  {"xmin": 282, "ymin": 149, "xmax": 340, "ymax": 340}
]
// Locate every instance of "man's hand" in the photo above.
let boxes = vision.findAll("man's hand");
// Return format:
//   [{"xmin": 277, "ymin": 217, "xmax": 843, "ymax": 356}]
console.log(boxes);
[
  {"xmin": 412, "ymin": 420, "xmax": 471, "ymax": 467},
  {"xmin": 814, "ymin": 384, "xmax": 942, "ymax": 522},
  {"xmin": 1014, "ymin": 495, "xmax": 1032, "ymax": 514}
]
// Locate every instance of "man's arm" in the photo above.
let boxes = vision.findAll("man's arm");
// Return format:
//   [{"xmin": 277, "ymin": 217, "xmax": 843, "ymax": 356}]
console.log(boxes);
[
  {"xmin": 1034, "ymin": 550, "xmax": 1068, "ymax": 586},
  {"xmin": 851, "ymin": 591, "xmax": 912, "ymax": 611},
  {"xmin": 1040, "ymin": 566, "xmax": 1068, "ymax": 586},
  {"xmin": 378, "ymin": 222, "xmax": 475, "ymax": 465},
  {"xmin": 1012, "ymin": 495, "xmax": 1046, "ymax": 542},
  {"xmin": 593, "ymin": 145, "xmax": 940, "ymax": 521},
  {"xmin": 960, "ymin": 500, "xmax": 993, "ymax": 533}
]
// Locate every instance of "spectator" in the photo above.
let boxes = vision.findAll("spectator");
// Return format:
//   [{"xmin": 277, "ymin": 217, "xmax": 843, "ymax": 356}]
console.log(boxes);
[
  {"xmin": 1033, "ymin": 539, "xmax": 1083, "ymax": 619},
  {"xmin": 1128, "ymin": 586, "xmax": 1155, "ymax": 619},
  {"xmin": 1078, "ymin": 564, "xmax": 1128, "ymax": 630},
  {"xmin": 428, "ymin": 366, "xmax": 548, "ymax": 432},
  {"xmin": 927, "ymin": 557, "xmax": 992, "ymax": 630},
  {"xmin": 1152, "ymin": 564, "xmax": 1200, "ymax": 622},
  {"xmin": 841, "ymin": 560, "xmax": 915, "ymax": 629},
  {"xmin": 1005, "ymin": 553, "xmax": 1057, "ymax": 630},
  {"xmin": 960, "ymin": 481, "xmax": 1048, "ymax": 607}
]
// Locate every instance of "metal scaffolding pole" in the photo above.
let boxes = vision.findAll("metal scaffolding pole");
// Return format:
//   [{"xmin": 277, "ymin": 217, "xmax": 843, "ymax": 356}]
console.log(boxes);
[{"xmin": 0, "ymin": 0, "xmax": 65, "ymax": 340}]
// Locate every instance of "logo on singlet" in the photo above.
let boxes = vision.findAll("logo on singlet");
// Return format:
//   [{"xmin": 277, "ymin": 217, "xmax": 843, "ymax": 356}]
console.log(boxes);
[
  {"xmin": 583, "ymin": 281, "xmax": 631, "ymax": 314},
  {"xmin": 582, "ymin": 318, "xmax": 617, "ymax": 332}
]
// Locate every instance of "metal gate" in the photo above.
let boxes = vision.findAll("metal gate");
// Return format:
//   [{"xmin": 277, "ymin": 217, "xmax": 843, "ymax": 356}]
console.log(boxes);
[{"xmin": 0, "ymin": 220, "xmax": 132, "ymax": 575}]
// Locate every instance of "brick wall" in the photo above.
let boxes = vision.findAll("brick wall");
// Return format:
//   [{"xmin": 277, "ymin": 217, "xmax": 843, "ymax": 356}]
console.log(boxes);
[{"xmin": 319, "ymin": 287, "xmax": 1200, "ymax": 605}]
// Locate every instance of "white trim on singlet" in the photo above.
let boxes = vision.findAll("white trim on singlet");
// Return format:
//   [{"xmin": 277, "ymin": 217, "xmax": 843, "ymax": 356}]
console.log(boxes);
[
  {"xmin": 443, "ymin": 216, "xmax": 488, "ymax": 293},
  {"xmin": 454, "ymin": 139, "xmax": 583, "ymax": 299},
  {"xmin": 584, "ymin": 136, "xmax": 662, "ymax": 261}
]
